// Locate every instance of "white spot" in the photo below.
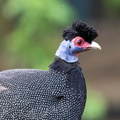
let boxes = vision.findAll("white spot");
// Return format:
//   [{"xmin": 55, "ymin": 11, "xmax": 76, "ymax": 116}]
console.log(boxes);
[{"xmin": 0, "ymin": 84, "xmax": 8, "ymax": 92}]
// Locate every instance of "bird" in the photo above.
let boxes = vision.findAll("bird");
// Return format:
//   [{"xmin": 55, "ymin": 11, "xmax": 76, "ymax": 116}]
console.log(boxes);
[{"xmin": 0, "ymin": 21, "xmax": 101, "ymax": 120}]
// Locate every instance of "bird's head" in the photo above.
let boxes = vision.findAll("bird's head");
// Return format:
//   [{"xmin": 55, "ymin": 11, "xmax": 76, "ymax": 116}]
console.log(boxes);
[{"xmin": 55, "ymin": 21, "xmax": 101, "ymax": 63}]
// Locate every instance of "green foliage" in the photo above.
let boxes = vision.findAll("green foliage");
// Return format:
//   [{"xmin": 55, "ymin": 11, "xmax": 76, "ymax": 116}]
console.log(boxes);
[
  {"xmin": 2, "ymin": 0, "xmax": 73, "ymax": 69},
  {"xmin": 83, "ymin": 88, "xmax": 107, "ymax": 120},
  {"xmin": 105, "ymin": 0, "xmax": 120, "ymax": 8},
  {"xmin": 104, "ymin": 0, "xmax": 120, "ymax": 17}
]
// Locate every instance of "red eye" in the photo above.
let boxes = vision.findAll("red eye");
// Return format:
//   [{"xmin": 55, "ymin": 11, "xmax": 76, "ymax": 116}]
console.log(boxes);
[
  {"xmin": 77, "ymin": 40, "xmax": 82, "ymax": 45},
  {"xmin": 72, "ymin": 36, "xmax": 84, "ymax": 47}
]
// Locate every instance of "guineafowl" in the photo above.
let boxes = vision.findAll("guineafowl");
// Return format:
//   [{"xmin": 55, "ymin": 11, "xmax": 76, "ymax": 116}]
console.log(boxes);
[{"xmin": 0, "ymin": 21, "xmax": 101, "ymax": 120}]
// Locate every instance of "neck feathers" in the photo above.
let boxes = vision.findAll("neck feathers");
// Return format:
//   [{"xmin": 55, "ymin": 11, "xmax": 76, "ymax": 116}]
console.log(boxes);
[
  {"xmin": 49, "ymin": 57, "xmax": 80, "ymax": 73},
  {"xmin": 49, "ymin": 57, "xmax": 86, "ymax": 93}
]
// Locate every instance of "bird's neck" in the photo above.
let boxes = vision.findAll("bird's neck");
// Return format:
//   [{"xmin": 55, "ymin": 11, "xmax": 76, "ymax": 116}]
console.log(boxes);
[
  {"xmin": 49, "ymin": 57, "xmax": 86, "ymax": 93},
  {"xmin": 49, "ymin": 57, "xmax": 80, "ymax": 73},
  {"xmin": 55, "ymin": 40, "xmax": 78, "ymax": 63}
]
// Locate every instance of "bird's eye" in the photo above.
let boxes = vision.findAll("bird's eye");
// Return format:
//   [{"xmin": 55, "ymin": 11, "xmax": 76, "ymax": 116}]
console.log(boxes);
[
  {"xmin": 72, "ymin": 36, "xmax": 84, "ymax": 47},
  {"xmin": 77, "ymin": 40, "xmax": 82, "ymax": 45}
]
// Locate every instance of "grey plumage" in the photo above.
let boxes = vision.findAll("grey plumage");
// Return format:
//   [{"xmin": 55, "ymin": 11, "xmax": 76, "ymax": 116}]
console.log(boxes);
[{"xmin": 0, "ymin": 59, "xmax": 86, "ymax": 120}]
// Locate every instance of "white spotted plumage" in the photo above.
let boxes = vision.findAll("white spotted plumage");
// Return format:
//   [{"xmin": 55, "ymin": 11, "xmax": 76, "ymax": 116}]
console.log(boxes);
[{"xmin": 0, "ymin": 69, "xmax": 86, "ymax": 120}]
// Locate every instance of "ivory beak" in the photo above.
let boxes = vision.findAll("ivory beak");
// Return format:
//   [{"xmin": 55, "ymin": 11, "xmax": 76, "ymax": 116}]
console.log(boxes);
[{"xmin": 90, "ymin": 41, "xmax": 101, "ymax": 50}]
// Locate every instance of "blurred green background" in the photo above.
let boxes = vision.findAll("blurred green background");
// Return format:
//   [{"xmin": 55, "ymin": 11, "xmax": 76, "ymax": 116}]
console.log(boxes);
[{"xmin": 0, "ymin": 0, "xmax": 120, "ymax": 120}]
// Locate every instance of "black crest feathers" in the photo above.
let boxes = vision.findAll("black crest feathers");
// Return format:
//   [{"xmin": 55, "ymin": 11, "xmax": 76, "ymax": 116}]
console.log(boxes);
[{"xmin": 62, "ymin": 21, "xmax": 98, "ymax": 43}]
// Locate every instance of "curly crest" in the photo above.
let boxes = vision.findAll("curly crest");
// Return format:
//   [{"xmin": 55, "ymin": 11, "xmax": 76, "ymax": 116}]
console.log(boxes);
[{"xmin": 62, "ymin": 21, "xmax": 98, "ymax": 43}]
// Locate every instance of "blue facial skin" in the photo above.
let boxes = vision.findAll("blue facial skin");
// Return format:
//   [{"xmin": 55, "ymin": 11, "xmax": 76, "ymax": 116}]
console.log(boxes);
[
  {"xmin": 55, "ymin": 40, "xmax": 84, "ymax": 63},
  {"xmin": 70, "ymin": 45, "xmax": 84, "ymax": 55}
]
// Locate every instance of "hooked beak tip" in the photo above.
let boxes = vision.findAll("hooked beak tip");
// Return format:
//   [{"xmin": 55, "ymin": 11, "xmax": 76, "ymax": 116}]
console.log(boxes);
[{"xmin": 90, "ymin": 41, "xmax": 101, "ymax": 50}]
